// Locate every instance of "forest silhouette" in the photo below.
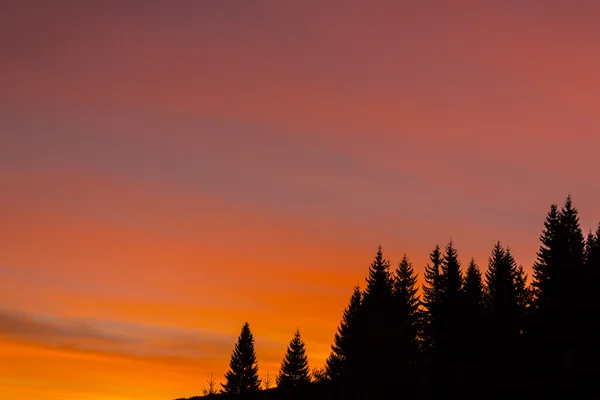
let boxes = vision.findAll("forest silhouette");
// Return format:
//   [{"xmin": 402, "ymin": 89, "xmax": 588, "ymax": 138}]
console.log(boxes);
[{"xmin": 177, "ymin": 195, "xmax": 600, "ymax": 400}]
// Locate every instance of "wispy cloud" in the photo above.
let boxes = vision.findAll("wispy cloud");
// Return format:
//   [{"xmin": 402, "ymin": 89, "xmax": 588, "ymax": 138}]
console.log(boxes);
[{"xmin": 0, "ymin": 309, "xmax": 255, "ymax": 360}]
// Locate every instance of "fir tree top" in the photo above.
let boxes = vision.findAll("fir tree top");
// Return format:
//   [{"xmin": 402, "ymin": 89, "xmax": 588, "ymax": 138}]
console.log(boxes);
[
  {"xmin": 277, "ymin": 329, "xmax": 310, "ymax": 389},
  {"xmin": 364, "ymin": 245, "xmax": 393, "ymax": 300},
  {"xmin": 463, "ymin": 258, "xmax": 484, "ymax": 308},
  {"xmin": 221, "ymin": 322, "xmax": 261, "ymax": 395},
  {"xmin": 326, "ymin": 285, "xmax": 362, "ymax": 380},
  {"xmin": 394, "ymin": 254, "xmax": 419, "ymax": 312},
  {"xmin": 440, "ymin": 240, "xmax": 463, "ymax": 298}
]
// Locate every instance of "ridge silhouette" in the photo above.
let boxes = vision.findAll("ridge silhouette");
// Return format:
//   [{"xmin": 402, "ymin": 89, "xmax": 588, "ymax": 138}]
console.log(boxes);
[{"xmin": 176, "ymin": 195, "xmax": 599, "ymax": 400}]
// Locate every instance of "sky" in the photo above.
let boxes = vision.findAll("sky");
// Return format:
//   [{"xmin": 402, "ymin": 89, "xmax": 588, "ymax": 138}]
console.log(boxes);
[{"xmin": 1, "ymin": 1, "xmax": 600, "ymax": 399}]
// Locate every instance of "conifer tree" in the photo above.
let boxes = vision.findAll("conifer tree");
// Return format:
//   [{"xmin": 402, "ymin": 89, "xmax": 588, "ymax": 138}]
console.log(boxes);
[
  {"xmin": 485, "ymin": 244, "xmax": 528, "ymax": 339},
  {"xmin": 363, "ymin": 245, "xmax": 393, "ymax": 300},
  {"xmin": 393, "ymin": 254, "xmax": 421, "ymax": 348},
  {"xmin": 421, "ymin": 245, "xmax": 443, "ymax": 356},
  {"xmin": 531, "ymin": 204, "xmax": 560, "ymax": 310},
  {"xmin": 462, "ymin": 258, "xmax": 485, "ymax": 392},
  {"xmin": 463, "ymin": 258, "xmax": 484, "ymax": 316},
  {"xmin": 440, "ymin": 240, "xmax": 463, "ymax": 305},
  {"xmin": 585, "ymin": 228, "xmax": 599, "ymax": 267},
  {"xmin": 325, "ymin": 286, "xmax": 362, "ymax": 381},
  {"xmin": 530, "ymin": 196, "xmax": 586, "ymax": 396},
  {"xmin": 356, "ymin": 246, "xmax": 395, "ymax": 397},
  {"xmin": 581, "ymin": 223, "xmax": 600, "ymax": 390},
  {"xmin": 435, "ymin": 240, "xmax": 464, "ymax": 396},
  {"xmin": 277, "ymin": 329, "xmax": 310, "ymax": 389},
  {"xmin": 391, "ymin": 254, "xmax": 422, "ymax": 395},
  {"xmin": 221, "ymin": 322, "xmax": 261, "ymax": 395}
]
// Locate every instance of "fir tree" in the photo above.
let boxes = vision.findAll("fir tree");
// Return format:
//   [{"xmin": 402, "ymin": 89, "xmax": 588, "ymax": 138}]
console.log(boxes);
[
  {"xmin": 221, "ymin": 322, "xmax": 261, "ymax": 395},
  {"xmin": 356, "ymin": 246, "xmax": 395, "ymax": 398},
  {"xmin": 529, "ymin": 196, "xmax": 586, "ymax": 396},
  {"xmin": 462, "ymin": 258, "xmax": 485, "ymax": 394},
  {"xmin": 531, "ymin": 204, "xmax": 560, "ymax": 310},
  {"xmin": 325, "ymin": 285, "xmax": 362, "ymax": 381},
  {"xmin": 463, "ymin": 258, "xmax": 484, "ymax": 316},
  {"xmin": 393, "ymin": 254, "xmax": 421, "ymax": 348},
  {"xmin": 202, "ymin": 373, "xmax": 218, "ymax": 398},
  {"xmin": 277, "ymin": 329, "xmax": 310, "ymax": 389},
  {"xmin": 440, "ymin": 240, "xmax": 463, "ymax": 304},
  {"xmin": 435, "ymin": 240, "xmax": 464, "ymax": 396},
  {"xmin": 582, "ymin": 223, "xmax": 600, "ymax": 390},
  {"xmin": 484, "ymin": 244, "xmax": 528, "ymax": 346},
  {"xmin": 421, "ymin": 245, "xmax": 443, "ymax": 356},
  {"xmin": 363, "ymin": 245, "xmax": 393, "ymax": 300},
  {"xmin": 391, "ymin": 254, "xmax": 422, "ymax": 395}
]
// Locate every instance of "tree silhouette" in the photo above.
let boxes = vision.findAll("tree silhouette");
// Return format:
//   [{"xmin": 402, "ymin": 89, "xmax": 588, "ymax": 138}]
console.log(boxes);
[
  {"xmin": 276, "ymin": 329, "xmax": 310, "ymax": 389},
  {"xmin": 356, "ymin": 245, "xmax": 395, "ymax": 398},
  {"xmin": 202, "ymin": 373, "xmax": 218, "ymax": 398},
  {"xmin": 461, "ymin": 258, "xmax": 485, "ymax": 392},
  {"xmin": 221, "ymin": 322, "xmax": 261, "ymax": 395},
  {"xmin": 325, "ymin": 285, "xmax": 362, "ymax": 382},
  {"xmin": 391, "ymin": 254, "xmax": 422, "ymax": 395},
  {"xmin": 262, "ymin": 371, "xmax": 273, "ymax": 390},
  {"xmin": 421, "ymin": 245, "xmax": 443, "ymax": 357},
  {"xmin": 484, "ymin": 242, "xmax": 529, "ymax": 394},
  {"xmin": 530, "ymin": 196, "xmax": 586, "ymax": 396},
  {"xmin": 311, "ymin": 367, "xmax": 328, "ymax": 383},
  {"xmin": 485, "ymin": 243, "xmax": 528, "ymax": 336},
  {"xmin": 435, "ymin": 240, "xmax": 464, "ymax": 396},
  {"xmin": 463, "ymin": 258, "xmax": 484, "ymax": 319},
  {"xmin": 173, "ymin": 194, "xmax": 600, "ymax": 400},
  {"xmin": 585, "ymin": 225, "xmax": 600, "ymax": 268}
]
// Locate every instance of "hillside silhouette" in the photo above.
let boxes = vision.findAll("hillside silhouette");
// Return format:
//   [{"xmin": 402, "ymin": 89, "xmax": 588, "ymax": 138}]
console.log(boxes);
[{"xmin": 176, "ymin": 195, "xmax": 599, "ymax": 400}]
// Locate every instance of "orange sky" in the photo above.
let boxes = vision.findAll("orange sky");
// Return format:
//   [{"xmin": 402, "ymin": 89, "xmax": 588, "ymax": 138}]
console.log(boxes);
[{"xmin": 1, "ymin": 1, "xmax": 600, "ymax": 399}]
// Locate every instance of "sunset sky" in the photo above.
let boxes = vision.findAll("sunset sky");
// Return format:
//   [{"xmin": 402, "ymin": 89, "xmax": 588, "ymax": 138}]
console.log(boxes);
[{"xmin": 1, "ymin": 1, "xmax": 600, "ymax": 399}]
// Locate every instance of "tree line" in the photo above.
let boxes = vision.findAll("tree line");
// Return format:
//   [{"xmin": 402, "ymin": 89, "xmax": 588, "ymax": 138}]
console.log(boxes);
[{"xmin": 177, "ymin": 195, "xmax": 600, "ymax": 399}]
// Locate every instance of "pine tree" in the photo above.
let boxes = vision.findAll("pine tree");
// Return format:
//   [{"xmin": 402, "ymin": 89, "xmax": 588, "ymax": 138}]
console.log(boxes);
[
  {"xmin": 221, "ymin": 322, "xmax": 261, "ymax": 395},
  {"xmin": 393, "ymin": 254, "xmax": 419, "ymax": 345},
  {"xmin": 393, "ymin": 254, "xmax": 421, "ymax": 348},
  {"xmin": 529, "ymin": 196, "xmax": 586, "ymax": 396},
  {"xmin": 581, "ymin": 223, "xmax": 600, "ymax": 391},
  {"xmin": 356, "ymin": 245, "xmax": 395, "ymax": 397},
  {"xmin": 202, "ymin": 373, "xmax": 218, "ymax": 398},
  {"xmin": 463, "ymin": 258, "xmax": 484, "ymax": 316},
  {"xmin": 462, "ymin": 258, "xmax": 485, "ymax": 393},
  {"xmin": 435, "ymin": 240, "xmax": 464, "ymax": 396},
  {"xmin": 325, "ymin": 286, "xmax": 362, "ymax": 381},
  {"xmin": 364, "ymin": 245, "xmax": 393, "ymax": 300},
  {"xmin": 485, "ymin": 244, "xmax": 528, "ymax": 336},
  {"xmin": 421, "ymin": 245, "xmax": 443, "ymax": 357},
  {"xmin": 391, "ymin": 254, "xmax": 422, "ymax": 395},
  {"xmin": 440, "ymin": 240, "xmax": 463, "ymax": 304},
  {"xmin": 277, "ymin": 329, "xmax": 310, "ymax": 389},
  {"xmin": 531, "ymin": 204, "xmax": 560, "ymax": 311}
]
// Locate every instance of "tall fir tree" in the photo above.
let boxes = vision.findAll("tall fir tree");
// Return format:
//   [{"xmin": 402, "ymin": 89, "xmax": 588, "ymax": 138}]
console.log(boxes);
[
  {"xmin": 435, "ymin": 240, "xmax": 464, "ymax": 397},
  {"xmin": 391, "ymin": 254, "xmax": 422, "ymax": 395},
  {"xmin": 582, "ymin": 223, "xmax": 600, "ymax": 390},
  {"xmin": 484, "ymin": 242, "xmax": 529, "ymax": 392},
  {"xmin": 462, "ymin": 258, "xmax": 486, "ymax": 395},
  {"xmin": 356, "ymin": 245, "xmax": 395, "ymax": 398},
  {"xmin": 363, "ymin": 245, "xmax": 393, "ymax": 299},
  {"xmin": 463, "ymin": 258, "xmax": 485, "ymax": 318},
  {"xmin": 421, "ymin": 245, "xmax": 443, "ymax": 358},
  {"xmin": 392, "ymin": 254, "xmax": 421, "ymax": 351},
  {"xmin": 277, "ymin": 329, "xmax": 310, "ymax": 389},
  {"xmin": 325, "ymin": 285, "xmax": 362, "ymax": 382},
  {"xmin": 531, "ymin": 204, "xmax": 560, "ymax": 311},
  {"xmin": 221, "ymin": 322, "xmax": 261, "ymax": 395},
  {"xmin": 530, "ymin": 196, "xmax": 586, "ymax": 396},
  {"xmin": 485, "ymin": 243, "xmax": 528, "ymax": 337}
]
